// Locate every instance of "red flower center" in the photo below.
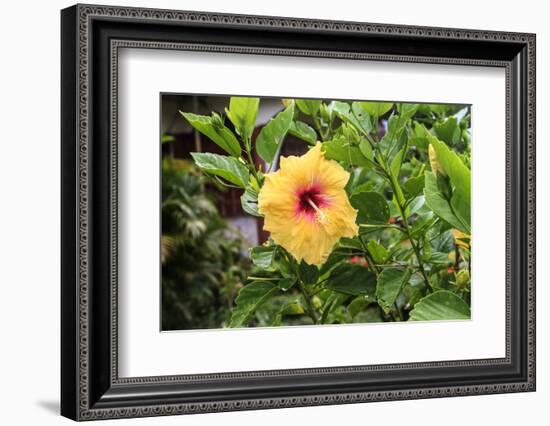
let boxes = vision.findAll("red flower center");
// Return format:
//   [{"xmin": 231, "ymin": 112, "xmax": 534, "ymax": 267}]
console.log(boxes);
[{"xmin": 296, "ymin": 184, "xmax": 329, "ymax": 220}]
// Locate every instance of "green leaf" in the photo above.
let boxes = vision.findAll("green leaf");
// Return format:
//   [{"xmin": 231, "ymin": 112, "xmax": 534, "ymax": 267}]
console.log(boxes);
[
  {"xmin": 241, "ymin": 185, "xmax": 261, "ymax": 217},
  {"xmin": 433, "ymin": 116, "xmax": 461, "ymax": 146},
  {"xmin": 289, "ymin": 121, "xmax": 317, "ymax": 145},
  {"xmin": 225, "ymin": 97, "xmax": 259, "ymax": 141},
  {"xmin": 376, "ymin": 267, "xmax": 409, "ymax": 313},
  {"xmin": 367, "ymin": 240, "xmax": 388, "ymax": 264},
  {"xmin": 325, "ymin": 264, "xmax": 377, "ymax": 296},
  {"xmin": 390, "ymin": 146, "xmax": 406, "ymax": 180},
  {"xmin": 299, "ymin": 261, "xmax": 319, "ymax": 285},
  {"xmin": 256, "ymin": 104, "xmax": 294, "ymax": 163},
  {"xmin": 272, "ymin": 302, "xmax": 305, "ymax": 326},
  {"xmin": 332, "ymin": 101, "xmax": 370, "ymax": 135},
  {"xmin": 358, "ymin": 101, "xmax": 394, "ymax": 117},
  {"xmin": 250, "ymin": 245, "xmax": 277, "ymax": 268},
  {"xmin": 323, "ymin": 137, "xmax": 370, "ymax": 167},
  {"xmin": 278, "ymin": 277, "xmax": 297, "ymax": 291},
  {"xmin": 350, "ymin": 191, "xmax": 390, "ymax": 224},
  {"xmin": 191, "ymin": 152, "xmax": 249, "ymax": 188},
  {"xmin": 424, "ymin": 172, "xmax": 469, "ymax": 233},
  {"xmin": 428, "ymin": 134, "xmax": 471, "ymax": 203},
  {"xmin": 409, "ymin": 290, "xmax": 470, "ymax": 321},
  {"xmin": 351, "ymin": 102, "xmax": 373, "ymax": 133},
  {"xmin": 180, "ymin": 112, "xmax": 241, "ymax": 157},
  {"xmin": 348, "ymin": 295, "xmax": 373, "ymax": 318},
  {"xmin": 295, "ymin": 99, "xmax": 322, "ymax": 116},
  {"xmin": 228, "ymin": 282, "xmax": 278, "ymax": 327},
  {"xmin": 359, "ymin": 139, "xmax": 374, "ymax": 161},
  {"xmin": 403, "ymin": 174, "xmax": 425, "ymax": 198},
  {"xmin": 379, "ymin": 104, "xmax": 418, "ymax": 160}
]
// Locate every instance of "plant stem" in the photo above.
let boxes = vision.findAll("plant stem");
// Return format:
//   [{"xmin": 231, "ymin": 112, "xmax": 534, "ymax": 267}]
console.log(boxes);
[
  {"xmin": 298, "ymin": 280, "xmax": 318, "ymax": 324},
  {"xmin": 383, "ymin": 163, "xmax": 434, "ymax": 293}
]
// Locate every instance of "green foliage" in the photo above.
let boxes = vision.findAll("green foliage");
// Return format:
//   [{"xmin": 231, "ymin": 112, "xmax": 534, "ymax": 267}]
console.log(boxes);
[
  {"xmin": 161, "ymin": 159, "xmax": 250, "ymax": 330},
  {"xmin": 225, "ymin": 97, "xmax": 259, "ymax": 142},
  {"xmin": 174, "ymin": 97, "xmax": 472, "ymax": 328},
  {"xmin": 180, "ymin": 112, "xmax": 241, "ymax": 156},
  {"xmin": 409, "ymin": 290, "xmax": 471, "ymax": 320},
  {"xmin": 256, "ymin": 103, "xmax": 294, "ymax": 163},
  {"xmin": 190, "ymin": 152, "xmax": 249, "ymax": 188},
  {"xmin": 229, "ymin": 282, "xmax": 278, "ymax": 327}
]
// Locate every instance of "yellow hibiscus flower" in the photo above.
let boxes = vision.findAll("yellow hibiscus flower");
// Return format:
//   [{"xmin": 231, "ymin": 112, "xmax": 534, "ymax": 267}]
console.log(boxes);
[{"xmin": 258, "ymin": 143, "xmax": 358, "ymax": 265}]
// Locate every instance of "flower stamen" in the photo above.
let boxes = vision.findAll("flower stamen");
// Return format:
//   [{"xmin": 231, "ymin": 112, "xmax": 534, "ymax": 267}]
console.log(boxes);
[{"xmin": 306, "ymin": 196, "xmax": 330, "ymax": 224}]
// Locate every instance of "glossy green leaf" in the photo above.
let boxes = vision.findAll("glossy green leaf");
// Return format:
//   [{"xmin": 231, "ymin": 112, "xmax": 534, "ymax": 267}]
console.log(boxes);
[
  {"xmin": 295, "ymin": 99, "xmax": 322, "ymax": 116},
  {"xmin": 424, "ymin": 172, "xmax": 469, "ymax": 233},
  {"xmin": 351, "ymin": 191, "xmax": 390, "ymax": 224},
  {"xmin": 433, "ymin": 116, "xmax": 461, "ymax": 146},
  {"xmin": 428, "ymin": 134, "xmax": 471, "ymax": 203},
  {"xmin": 250, "ymin": 245, "xmax": 277, "ymax": 268},
  {"xmin": 191, "ymin": 152, "xmax": 249, "ymax": 188},
  {"xmin": 409, "ymin": 290, "xmax": 470, "ymax": 321},
  {"xmin": 376, "ymin": 267, "xmax": 409, "ymax": 313},
  {"xmin": 325, "ymin": 264, "xmax": 377, "ymax": 296},
  {"xmin": 228, "ymin": 282, "xmax": 278, "ymax": 327},
  {"xmin": 225, "ymin": 97, "xmax": 259, "ymax": 141},
  {"xmin": 332, "ymin": 101, "xmax": 370, "ymax": 135},
  {"xmin": 323, "ymin": 136, "xmax": 370, "ymax": 167},
  {"xmin": 180, "ymin": 112, "xmax": 241, "ymax": 157},
  {"xmin": 256, "ymin": 104, "xmax": 294, "ymax": 163},
  {"xmin": 289, "ymin": 121, "xmax": 317, "ymax": 145},
  {"xmin": 359, "ymin": 139, "xmax": 374, "ymax": 161},
  {"xmin": 358, "ymin": 101, "xmax": 394, "ymax": 117},
  {"xmin": 241, "ymin": 185, "xmax": 261, "ymax": 217}
]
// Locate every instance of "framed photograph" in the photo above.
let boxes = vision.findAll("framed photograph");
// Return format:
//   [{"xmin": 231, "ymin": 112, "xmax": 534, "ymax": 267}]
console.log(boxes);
[{"xmin": 61, "ymin": 4, "xmax": 536, "ymax": 421}]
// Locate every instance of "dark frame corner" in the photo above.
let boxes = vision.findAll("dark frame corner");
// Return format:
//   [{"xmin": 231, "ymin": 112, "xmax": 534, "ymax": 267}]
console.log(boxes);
[{"xmin": 61, "ymin": 3, "xmax": 535, "ymax": 421}]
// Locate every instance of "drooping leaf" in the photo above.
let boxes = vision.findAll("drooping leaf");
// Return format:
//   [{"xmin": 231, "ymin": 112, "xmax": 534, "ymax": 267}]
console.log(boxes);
[
  {"xmin": 295, "ymin": 99, "xmax": 322, "ymax": 116},
  {"xmin": 376, "ymin": 267, "xmax": 409, "ymax": 313},
  {"xmin": 180, "ymin": 112, "xmax": 241, "ymax": 157},
  {"xmin": 409, "ymin": 290, "xmax": 470, "ymax": 321},
  {"xmin": 250, "ymin": 245, "xmax": 277, "ymax": 268},
  {"xmin": 228, "ymin": 282, "xmax": 278, "ymax": 327},
  {"xmin": 225, "ymin": 97, "xmax": 260, "ymax": 141},
  {"xmin": 241, "ymin": 185, "xmax": 261, "ymax": 217},
  {"xmin": 424, "ymin": 172, "xmax": 469, "ymax": 233},
  {"xmin": 403, "ymin": 174, "xmax": 425, "ymax": 198},
  {"xmin": 351, "ymin": 191, "xmax": 390, "ymax": 224},
  {"xmin": 191, "ymin": 152, "xmax": 249, "ymax": 188},
  {"xmin": 428, "ymin": 134, "xmax": 471, "ymax": 203},
  {"xmin": 289, "ymin": 121, "xmax": 317, "ymax": 145},
  {"xmin": 325, "ymin": 263, "xmax": 377, "ymax": 296},
  {"xmin": 358, "ymin": 101, "xmax": 394, "ymax": 117},
  {"xmin": 299, "ymin": 261, "xmax": 320, "ymax": 285},
  {"xmin": 256, "ymin": 104, "xmax": 294, "ymax": 163}
]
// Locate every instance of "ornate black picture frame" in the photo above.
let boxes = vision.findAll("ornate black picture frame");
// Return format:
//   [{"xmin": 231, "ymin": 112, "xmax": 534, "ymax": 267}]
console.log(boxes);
[{"xmin": 61, "ymin": 4, "xmax": 536, "ymax": 421}]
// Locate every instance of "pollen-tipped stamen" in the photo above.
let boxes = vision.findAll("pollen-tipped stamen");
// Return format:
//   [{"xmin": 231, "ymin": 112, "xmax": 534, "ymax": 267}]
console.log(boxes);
[{"xmin": 306, "ymin": 197, "xmax": 330, "ymax": 224}]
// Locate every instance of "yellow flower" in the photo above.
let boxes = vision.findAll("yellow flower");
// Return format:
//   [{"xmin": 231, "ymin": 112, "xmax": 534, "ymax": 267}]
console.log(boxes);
[{"xmin": 258, "ymin": 143, "xmax": 358, "ymax": 265}]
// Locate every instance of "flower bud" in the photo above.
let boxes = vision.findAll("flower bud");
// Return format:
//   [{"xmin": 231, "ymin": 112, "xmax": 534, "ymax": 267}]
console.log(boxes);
[{"xmin": 428, "ymin": 144, "xmax": 446, "ymax": 177}]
